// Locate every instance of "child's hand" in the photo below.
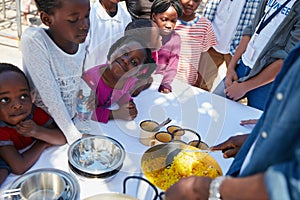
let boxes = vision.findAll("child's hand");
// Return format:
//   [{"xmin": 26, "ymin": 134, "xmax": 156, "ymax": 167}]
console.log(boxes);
[
  {"xmin": 158, "ymin": 84, "xmax": 172, "ymax": 94},
  {"xmin": 15, "ymin": 119, "xmax": 40, "ymax": 137},
  {"xmin": 112, "ymin": 101, "xmax": 138, "ymax": 120}
]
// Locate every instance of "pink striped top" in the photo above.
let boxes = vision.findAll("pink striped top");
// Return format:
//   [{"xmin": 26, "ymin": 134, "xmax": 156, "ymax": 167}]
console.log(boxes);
[{"xmin": 175, "ymin": 14, "xmax": 216, "ymax": 85}]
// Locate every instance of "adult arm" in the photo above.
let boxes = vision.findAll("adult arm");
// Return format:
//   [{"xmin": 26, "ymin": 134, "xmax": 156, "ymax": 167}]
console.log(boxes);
[
  {"xmin": 225, "ymin": 35, "xmax": 251, "ymax": 88},
  {"xmin": 165, "ymin": 174, "xmax": 268, "ymax": 200},
  {"xmin": 225, "ymin": 59, "xmax": 283, "ymax": 101}
]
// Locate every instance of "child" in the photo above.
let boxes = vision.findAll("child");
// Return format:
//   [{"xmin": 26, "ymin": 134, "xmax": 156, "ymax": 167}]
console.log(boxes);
[
  {"xmin": 21, "ymin": 0, "xmax": 90, "ymax": 144},
  {"xmin": 124, "ymin": 19, "xmax": 162, "ymax": 96},
  {"xmin": 151, "ymin": 0, "xmax": 183, "ymax": 93},
  {"xmin": 175, "ymin": 0, "xmax": 216, "ymax": 90},
  {"xmin": 84, "ymin": 0, "xmax": 132, "ymax": 70},
  {"xmin": 82, "ymin": 35, "xmax": 157, "ymax": 123},
  {"xmin": 0, "ymin": 63, "xmax": 66, "ymax": 185}
]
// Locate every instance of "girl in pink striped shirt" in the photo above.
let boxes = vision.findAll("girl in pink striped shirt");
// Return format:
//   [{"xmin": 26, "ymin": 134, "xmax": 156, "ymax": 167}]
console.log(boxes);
[{"xmin": 175, "ymin": 0, "xmax": 216, "ymax": 91}]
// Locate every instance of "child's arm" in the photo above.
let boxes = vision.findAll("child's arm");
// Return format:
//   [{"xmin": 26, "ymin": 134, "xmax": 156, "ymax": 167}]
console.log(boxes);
[
  {"xmin": 0, "ymin": 141, "xmax": 49, "ymax": 175},
  {"xmin": 160, "ymin": 33, "xmax": 181, "ymax": 92},
  {"xmin": 15, "ymin": 120, "xmax": 66, "ymax": 145},
  {"xmin": 0, "ymin": 168, "xmax": 9, "ymax": 186}
]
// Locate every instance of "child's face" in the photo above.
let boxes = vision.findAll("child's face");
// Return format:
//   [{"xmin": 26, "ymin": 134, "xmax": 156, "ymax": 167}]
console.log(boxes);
[
  {"xmin": 45, "ymin": 0, "xmax": 90, "ymax": 45},
  {"xmin": 152, "ymin": 6, "xmax": 179, "ymax": 36},
  {"xmin": 180, "ymin": 0, "xmax": 201, "ymax": 17},
  {"xmin": 110, "ymin": 41, "xmax": 147, "ymax": 79},
  {"xmin": 0, "ymin": 72, "xmax": 32, "ymax": 125}
]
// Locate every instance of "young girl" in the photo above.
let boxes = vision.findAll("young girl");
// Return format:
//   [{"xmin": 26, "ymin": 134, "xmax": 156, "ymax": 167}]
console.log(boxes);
[
  {"xmin": 0, "ymin": 63, "xmax": 66, "ymax": 185},
  {"xmin": 21, "ymin": 0, "xmax": 90, "ymax": 144},
  {"xmin": 82, "ymin": 35, "xmax": 156, "ymax": 123},
  {"xmin": 175, "ymin": 0, "xmax": 216, "ymax": 90},
  {"xmin": 151, "ymin": 0, "xmax": 183, "ymax": 93},
  {"xmin": 124, "ymin": 19, "xmax": 162, "ymax": 96}
]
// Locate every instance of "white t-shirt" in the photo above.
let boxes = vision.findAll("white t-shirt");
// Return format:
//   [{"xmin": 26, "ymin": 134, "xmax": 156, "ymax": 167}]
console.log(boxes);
[
  {"xmin": 84, "ymin": 1, "xmax": 132, "ymax": 70},
  {"xmin": 212, "ymin": 0, "xmax": 246, "ymax": 54},
  {"xmin": 21, "ymin": 27, "xmax": 85, "ymax": 144},
  {"xmin": 242, "ymin": 0, "xmax": 296, "ymax": 68}
]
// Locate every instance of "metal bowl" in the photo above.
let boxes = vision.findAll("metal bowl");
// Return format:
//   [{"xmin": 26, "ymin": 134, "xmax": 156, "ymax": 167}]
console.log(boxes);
[
  {"xmin": 68, "ymin": 135, "xmax": 125, "ymax": 179},
  {"xmin": 141, "ymin": 142, "xmax": 222, "ymax": 191},
  {"xmin": 20, "ymin": 172, "xmax": 66, "ymax": 200}
]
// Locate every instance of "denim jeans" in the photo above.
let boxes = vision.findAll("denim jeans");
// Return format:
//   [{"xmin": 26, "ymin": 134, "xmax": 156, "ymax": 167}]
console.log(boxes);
[{"xmin": 214, "ymin": 60, "xmax": 273, "ymax": 111}]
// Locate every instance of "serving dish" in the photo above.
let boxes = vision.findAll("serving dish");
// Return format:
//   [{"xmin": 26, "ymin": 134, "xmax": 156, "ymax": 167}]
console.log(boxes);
[{"xmin": 68, "ymin": 135, "xmax": 125, "ymax": 179}]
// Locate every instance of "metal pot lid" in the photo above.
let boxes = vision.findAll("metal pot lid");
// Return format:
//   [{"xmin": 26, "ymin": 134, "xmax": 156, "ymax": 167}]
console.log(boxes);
[
  {"xmin": 83, "ymin": 193, "xmax": 138, "ymax": 200},
  {"xmin": 8, "ymin": 168, "xmax": 79, "ymax": 200},
  {"xmin": 68, "ymin": 135, "xmax": 125, "ymax": 175}
]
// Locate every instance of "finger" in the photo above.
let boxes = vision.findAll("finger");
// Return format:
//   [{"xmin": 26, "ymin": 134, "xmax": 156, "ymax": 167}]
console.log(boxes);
[
  {"xmin": 240, "ymin": 119, "xmax": 258, "ymax": 125},
  {"xmin": 223, "ymin": 148, "xmax": 238, "ymax": 158},
  {"xmin": 210, "ymin": 142, "xmax": 230, "ymax": 151}
]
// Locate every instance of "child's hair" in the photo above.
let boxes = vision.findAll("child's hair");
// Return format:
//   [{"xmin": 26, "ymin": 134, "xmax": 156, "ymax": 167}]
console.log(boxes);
[
  {"xmin": 124, "ymin": 19, "xmax": 156, "ymax": 49},
  {"xmin": 34, "ymin": 0, "xmax": 63, "ymax": 14},
  {"xmin": 151, "ymin": 0, "xmax": 183, "ymax": 17},
  {"xmin": 107, "ymin": 35, "xmax": 157, "ymax": 79},
  {"xmin": 0, "ymin": 63, "xmax": 30, "ymax": 88}
]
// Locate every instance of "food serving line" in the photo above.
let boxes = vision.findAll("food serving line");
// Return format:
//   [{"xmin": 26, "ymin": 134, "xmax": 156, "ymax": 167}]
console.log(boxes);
[{"xmin": 0, "ymin": 75, "xmax": 262, "ymax": 199}]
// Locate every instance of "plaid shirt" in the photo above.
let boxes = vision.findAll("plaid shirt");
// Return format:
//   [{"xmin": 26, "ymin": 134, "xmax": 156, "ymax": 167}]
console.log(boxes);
[{"xmin": 203, "ymin": 0, "xmax": 261, "ymax": 55}]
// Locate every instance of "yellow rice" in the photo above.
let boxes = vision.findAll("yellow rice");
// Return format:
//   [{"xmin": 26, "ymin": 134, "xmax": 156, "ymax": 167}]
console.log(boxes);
[{"xmin": 142, "ymin": 151, "xmax": 222, "ymax": 191}]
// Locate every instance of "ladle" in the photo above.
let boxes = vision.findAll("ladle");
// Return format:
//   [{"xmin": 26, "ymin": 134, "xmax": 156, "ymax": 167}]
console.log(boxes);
[{"xmin": 151, "ymin": 118, "xmax": 172, "ymax": 132}]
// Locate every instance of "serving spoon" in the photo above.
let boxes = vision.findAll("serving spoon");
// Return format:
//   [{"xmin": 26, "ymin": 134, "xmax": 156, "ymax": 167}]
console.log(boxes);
[{"xmin": 151, "ymin": 118, "xmax": 172, "ymax": 132}]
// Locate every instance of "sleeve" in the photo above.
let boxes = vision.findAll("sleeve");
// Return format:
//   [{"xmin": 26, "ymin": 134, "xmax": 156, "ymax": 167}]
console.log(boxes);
[
  {"xmin": 32, "ymin": 106, "xmax": 54, "ymax": 128},
  {"xmin": 242, "ymin": 0, "xmax": 267, "ymax": 36},
  {"xmin": 160, "ymin": 33, "xmax": 181, "ymax": 87},
  {"xmin": 93, "ymin": 107, "xmax": 111, "ymax": 124},
  {"xmin": 200, "ymin": 18, "xmax": 216, "ymax": 52},
  {"xmin": 21, "ymin": 29, "xmax": 81, "ymax": 144},
  {"xmin": 82, "ymin": 64, "xmax": 103, "ymax": 92},
  {"xmin": 264, "ymin": 158, "xmax": 300, "ymax": 200}
]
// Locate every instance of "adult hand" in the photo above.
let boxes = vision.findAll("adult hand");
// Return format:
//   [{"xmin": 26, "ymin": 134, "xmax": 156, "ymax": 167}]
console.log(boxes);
[
  {"xmin": 165, "ymin": 176, "xmax": 212, "ymax": 200},
  {"xmin": 225, "ymin": 81, "xmax": 247, "ymax": 101},
  {"xmin": 211, "ymin": 134, "xmax": 249, "ymax": 158},
  {"xmin": 225, "ymin": 68, "xmax": 238, "ymax": 88}
]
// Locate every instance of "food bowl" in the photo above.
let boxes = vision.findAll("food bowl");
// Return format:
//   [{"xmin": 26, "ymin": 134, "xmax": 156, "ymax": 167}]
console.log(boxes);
[
  {"xmin": 141, "ymin": 142, "xmax": 222, "ymax": 191},
  {"xmin": 68, "ymin": 135, "xmax": 125, "ymax": 180},
  {"xmin": 20, "ymin": 172, "xmax": 66, "ymax": 200}
]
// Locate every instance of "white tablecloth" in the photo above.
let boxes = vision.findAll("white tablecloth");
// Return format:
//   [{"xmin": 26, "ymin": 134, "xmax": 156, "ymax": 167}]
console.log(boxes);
[{"xmin": 0, "ymin": 75, "xmax": 262, "ymax": 199}]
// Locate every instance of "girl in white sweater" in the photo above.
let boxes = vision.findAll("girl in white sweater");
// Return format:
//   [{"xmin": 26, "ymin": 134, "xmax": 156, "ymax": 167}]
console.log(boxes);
[{"xmin": 21, "ymin": 0, "xmax": 90, "ymax": 144}]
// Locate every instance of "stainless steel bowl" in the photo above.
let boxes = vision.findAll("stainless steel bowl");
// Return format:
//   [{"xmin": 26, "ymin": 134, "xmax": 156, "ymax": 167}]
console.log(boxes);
[
  {"xmin": 68, "ymin": 135, "xmax": 125, "ymax": 179},
  {"xmin": 20, "ymin": 172, "xmax": 66, "ymax": 200}
]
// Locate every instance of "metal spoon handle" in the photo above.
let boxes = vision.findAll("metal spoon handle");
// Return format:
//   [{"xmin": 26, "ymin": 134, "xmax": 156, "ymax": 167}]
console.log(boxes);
[{"xmin": 152, "ymin": 118, "xmax": 172, "ymax": 131}]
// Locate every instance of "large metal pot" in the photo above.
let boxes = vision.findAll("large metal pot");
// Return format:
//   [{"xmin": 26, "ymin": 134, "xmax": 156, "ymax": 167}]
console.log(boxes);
[
  {"xmin": 68, "ymin": 135, "xmax": 125, "ymax": 179},
  {"xmin": 20, "ymin": 172, "xmax": 66, "ymax": 200},
  {"xmin": 141, "ymin": 142, "xmax": 222, "ymax": 191}
]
